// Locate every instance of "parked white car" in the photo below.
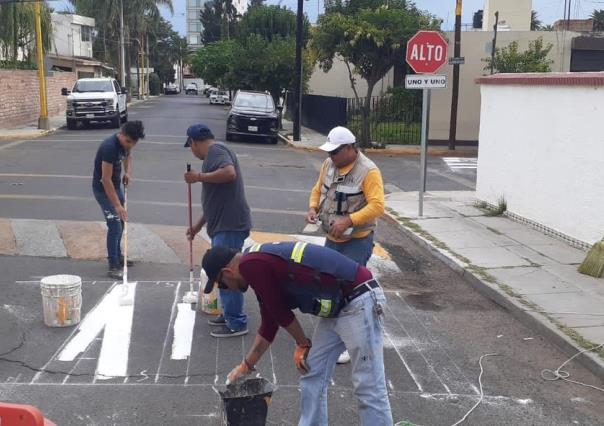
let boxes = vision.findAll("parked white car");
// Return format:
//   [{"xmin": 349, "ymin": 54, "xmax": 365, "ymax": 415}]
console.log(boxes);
[
  {"xmin": 61, "ymin": 78, "xmax": 128, "ymax": 130},
  {"xmin": 209, "ymin": 90, "xmax": 230, "ymax": 105}
]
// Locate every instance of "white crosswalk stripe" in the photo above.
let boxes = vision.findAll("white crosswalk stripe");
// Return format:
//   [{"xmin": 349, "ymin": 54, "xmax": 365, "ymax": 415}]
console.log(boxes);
[{"xmin": 443, "ymin": 157, "xmax": 478, "ymax": 171}]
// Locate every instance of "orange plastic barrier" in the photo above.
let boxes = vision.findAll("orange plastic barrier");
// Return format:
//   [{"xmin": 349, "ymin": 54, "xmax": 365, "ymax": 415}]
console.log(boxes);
[{"xmin": 0, "ymin": 402, "xmax": 56, "ymax": 426}]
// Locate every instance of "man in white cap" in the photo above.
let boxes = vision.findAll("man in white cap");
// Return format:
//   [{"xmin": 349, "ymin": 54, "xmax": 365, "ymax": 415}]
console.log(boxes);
[{"xmin": 305, "ymin": 126, "xmax": 385, "ymax": 364}]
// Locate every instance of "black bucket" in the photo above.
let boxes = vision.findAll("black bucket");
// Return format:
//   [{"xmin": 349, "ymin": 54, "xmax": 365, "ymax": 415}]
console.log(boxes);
[{"xmin": 216, "ymin": 378, "xmax": 277, "ymax": 426}]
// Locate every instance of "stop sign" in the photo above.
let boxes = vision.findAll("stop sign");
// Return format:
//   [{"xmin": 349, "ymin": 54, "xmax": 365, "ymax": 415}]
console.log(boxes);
[{"xmin": 406, "ymin": 31, "xmax": 448, "ymax": 74}]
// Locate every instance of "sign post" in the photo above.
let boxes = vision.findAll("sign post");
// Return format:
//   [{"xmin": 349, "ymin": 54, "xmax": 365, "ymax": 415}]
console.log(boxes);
[{"xmin": 405, "ymin": 31, "xmax": 448, "ymax": 217}]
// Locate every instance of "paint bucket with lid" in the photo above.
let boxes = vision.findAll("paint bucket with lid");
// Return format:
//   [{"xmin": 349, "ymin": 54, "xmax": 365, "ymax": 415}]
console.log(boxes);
[
  {"xmin": 216, "ymin": 378, "xmax": 276, "ymax": 426},
  {"xmin": 40, "ymin": 274, "xmax": 82, "ymax": 327}
]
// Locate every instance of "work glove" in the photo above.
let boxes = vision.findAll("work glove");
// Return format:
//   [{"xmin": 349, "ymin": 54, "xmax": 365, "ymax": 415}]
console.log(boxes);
[
  {"xmin": 294, "ymin": 339, "xmax": 312, "ymax": 375},
  {"xmin": 226, "ymin": 359, "xmax": 253, "ymax": 385}
]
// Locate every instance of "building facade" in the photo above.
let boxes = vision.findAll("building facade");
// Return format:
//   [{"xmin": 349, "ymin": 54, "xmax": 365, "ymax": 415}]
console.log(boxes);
[{"xmin": 187, "ymin": 0, "xmax": 248, "ymax": 49}]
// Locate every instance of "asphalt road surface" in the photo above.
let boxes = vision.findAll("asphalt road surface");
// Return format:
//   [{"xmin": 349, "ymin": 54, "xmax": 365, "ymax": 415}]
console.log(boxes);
[{"xmin": 0, "ymin": 95, "xmax": 602, "ymax": 426}]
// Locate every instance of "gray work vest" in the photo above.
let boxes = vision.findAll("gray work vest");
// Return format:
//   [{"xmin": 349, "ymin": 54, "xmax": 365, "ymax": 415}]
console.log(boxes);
[
  {"xmin": 318, "ymin": 152, "xmax": 378, "ymax": 238},
  {"xmin": 244, "ymin": 241, "xmax": 358, "ymax": 317}
]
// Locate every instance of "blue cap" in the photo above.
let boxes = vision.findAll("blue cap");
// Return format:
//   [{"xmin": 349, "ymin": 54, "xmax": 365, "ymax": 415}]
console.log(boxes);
[{"xmin": 185, "ymin": 123, "xmax": 215, "ymax": 147}]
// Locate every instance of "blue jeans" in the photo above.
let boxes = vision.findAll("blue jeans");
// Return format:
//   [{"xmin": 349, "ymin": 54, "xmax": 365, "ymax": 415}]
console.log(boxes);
[
  {"xmin": 93, "ymin": 187, "xmax": 124, "ymax": 268},
  {"xmin": 324, "ymin": 232, "xmax": 374, "ymax": 266},
  {"xmin": 211, "ymin": 230, "xmax": 249, "ymax": 332},
  {"xmin": 299, "ymin": 287, "xmax": 392, "ymax": 425}
]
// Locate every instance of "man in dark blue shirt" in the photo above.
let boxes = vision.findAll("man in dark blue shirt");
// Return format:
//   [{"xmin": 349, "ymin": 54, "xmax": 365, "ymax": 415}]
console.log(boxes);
[{"xmin": 92, "ymin": 121, "xmax": 145, "ymax": 278}]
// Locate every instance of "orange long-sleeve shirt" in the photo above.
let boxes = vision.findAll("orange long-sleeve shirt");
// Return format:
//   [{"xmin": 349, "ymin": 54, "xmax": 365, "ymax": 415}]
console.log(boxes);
[{"xmin": 309, "ymin": 159, "xmax": 385, "ymax": 242}]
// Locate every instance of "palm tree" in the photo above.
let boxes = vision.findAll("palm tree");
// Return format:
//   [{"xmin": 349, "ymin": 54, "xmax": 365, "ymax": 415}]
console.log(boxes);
[
  {"xmin": 0, "ymin": 2, "xmax": 52, "ymax": 68},
  {"xmin": 592, "ymin": 9, "xmax": 604, "ymax": 32},
  {"xmin": 531, "ymin": 10, "xmax": 542, "ymax": 31}
]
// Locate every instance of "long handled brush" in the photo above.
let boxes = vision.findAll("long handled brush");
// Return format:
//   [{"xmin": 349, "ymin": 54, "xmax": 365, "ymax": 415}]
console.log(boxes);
[
  {"xmin": 119, "ymin": 185, "xmax": 137, "ymax": 306},
  {"xmin": 578, "ymin": 237, "xmax": 604, "ymax": 278},
  {"xmin": 183, "ymin": 163, "xmax": 199, "ymax": 307}
]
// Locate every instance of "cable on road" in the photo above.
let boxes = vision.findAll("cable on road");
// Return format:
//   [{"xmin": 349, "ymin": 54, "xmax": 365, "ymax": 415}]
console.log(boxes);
[
  {"xmin": 541, "ymin": 341, "xmax": 604, "ymax": 394},
  {"xmin": 450, "ymin": 353, "xmax": 499, "ymax": 426}
]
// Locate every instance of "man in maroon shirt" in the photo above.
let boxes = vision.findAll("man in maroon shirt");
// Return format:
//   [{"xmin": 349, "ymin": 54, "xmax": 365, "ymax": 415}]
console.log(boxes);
[{"xmin": 201, "ymin": 241, "xmax": 393, "ymax": 425}]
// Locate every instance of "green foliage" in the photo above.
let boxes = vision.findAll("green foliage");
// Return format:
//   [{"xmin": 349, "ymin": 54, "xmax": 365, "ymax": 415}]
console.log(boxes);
[
  {"xmin": 311, "ymin": 1, "xmax": 434, "ymax": 147},
  {"xmin": 483, "ymin": 38, "xmax": 554, "ymax": 73},
  {"xmin": 531, "ymin": 10, "xmax": 542, "ymax": 31},
  {"xmin": 0, "ymin": 2, "xmax": 52, "ymax": 68},
  {"xmin": 193, "ymin": 5, "xmax": 311, "ymax": 102},
  {"xmin": 592, "ymin": 9, "xmax": 604, "ymax": 32},
  {"xmin": 237, "ymin": 5, "xmax": 308, "ymax": 43},
  {"xmin": 148, "ymin": 72, "xmax": 161, "ymax": 95},
  {"xmin": 191, "ymin": 39, "xmax": 237, "ymax": 88},
  {"xmin": 200, "ymin": 0, "xmax": 239, "ymax": 44}
]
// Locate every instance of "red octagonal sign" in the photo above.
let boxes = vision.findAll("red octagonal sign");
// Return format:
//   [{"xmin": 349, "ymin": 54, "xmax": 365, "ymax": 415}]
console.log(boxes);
[{"xmin": 406, "ymin": 31, "xmax": 448, "ymax": 74}]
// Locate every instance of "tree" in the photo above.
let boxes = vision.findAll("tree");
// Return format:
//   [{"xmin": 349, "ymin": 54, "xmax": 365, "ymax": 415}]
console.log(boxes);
[
  {"xmin": 200, "ymin": 0, "xmax": 238, "ymax": 44},
  {"xmin": 191, "ymin": 40, "xmax": 237, "ymax": 88},
  {"xmin": 483, "ymin": 38, "xmax": 554, "ymax": 73},
  {"xmin": 249, "ymin": 0, "xmax": 265, "ymax": 8},
  {"xmin": 237, "ymin": 5, "xmax": 308, "ymax": 43},
  {"xmin": 531, "ymin": 10, "xmax": 542, "ymax": 31},
  {"xmin": 592, "ymin": 9, "xmax": 604, "ymax": 32},
  {"xmin": 311, "ymin": 1, "xmax": 433, "ymax": 147},
  {"xmin": 0, "ymin": 2, "xmax": 52, "ymax": 68}
]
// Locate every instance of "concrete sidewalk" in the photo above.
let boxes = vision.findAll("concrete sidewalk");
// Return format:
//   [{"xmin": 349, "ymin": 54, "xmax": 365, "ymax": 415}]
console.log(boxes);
[
  {"xmin": 279, "ymin": 119, "xmax": 478, "ymax": 157},
  {"xmin": 385, "ymin": 190, "xmax": 604, "ymax": 378},
  {"xmin": 0, "ymin": 97, "xmax": 156, "ymax": 141}
]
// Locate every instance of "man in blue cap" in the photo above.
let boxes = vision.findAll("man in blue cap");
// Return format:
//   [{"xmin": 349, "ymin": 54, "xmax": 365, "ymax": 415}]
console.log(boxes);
[{"xmin": 184, "ymin": 124, "xmax": 251, "ymax": 337}]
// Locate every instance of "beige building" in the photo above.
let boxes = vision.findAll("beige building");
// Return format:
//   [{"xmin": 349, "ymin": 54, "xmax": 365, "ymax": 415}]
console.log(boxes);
[
  {"xmin": 429, "ymin": 30, "xmax": 577, "ymax": 142},
  {"xmin": 483, "ymin": 0, "xmax": 532, "ymax": 31}
]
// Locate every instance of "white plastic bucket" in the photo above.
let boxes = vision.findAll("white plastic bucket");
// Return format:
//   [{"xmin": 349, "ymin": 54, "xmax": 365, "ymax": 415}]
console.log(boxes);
[{"xmin": 40, "ymin": 274, "xmax": 82, "ymax": 327}]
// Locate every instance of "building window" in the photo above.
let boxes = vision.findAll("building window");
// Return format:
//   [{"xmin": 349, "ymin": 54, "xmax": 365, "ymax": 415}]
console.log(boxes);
[
  {"xmin": 188, "ymin": 22, "xmax": 202, "ymax": 33},
  {"xmin": 187, "ymin": 0, "xmax": 203, "ymax": 6},
  {"xmin": 189, "ymin": 34, "xmax": 199, "ymax": 45},
  {"xmin": 81, "ymin": 26, "xmax": 92, "ymax": 42}
]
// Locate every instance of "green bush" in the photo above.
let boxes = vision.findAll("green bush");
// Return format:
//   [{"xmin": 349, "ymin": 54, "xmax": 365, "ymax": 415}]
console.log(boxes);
[{"xmin": 149, "ymin": 73, "xmax": 161, "ymax": 96}]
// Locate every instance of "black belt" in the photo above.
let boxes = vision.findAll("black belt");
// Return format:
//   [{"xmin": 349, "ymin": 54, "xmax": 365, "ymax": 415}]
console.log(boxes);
[{"xmin": 345, "ymin": 279, "xmax": 380, "ymax": 303}]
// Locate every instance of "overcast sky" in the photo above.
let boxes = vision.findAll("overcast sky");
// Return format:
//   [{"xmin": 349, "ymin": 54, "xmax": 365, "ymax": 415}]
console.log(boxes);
[{"xmin": 54, "ymin": 0, "xmax": 596, "ymax": 35}]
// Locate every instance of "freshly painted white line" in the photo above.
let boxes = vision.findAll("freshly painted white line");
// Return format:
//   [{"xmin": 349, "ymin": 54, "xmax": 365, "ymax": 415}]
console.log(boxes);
[
  {"xmin": 95, "ymin": 283, "xmax": 137, "ymax": 380},
  {"xmin": 58, "ymin": 285, "xmax": 120, "ymax": 362},
  {"xmin": 155, "ymin": 282, "xmax": 181, "ymax": 383},
  {"xmin": 383, "ymin": 328, "xmax": 424, "ymax": 392},
  {"xmin": 171, "ymin": 303, "xmax": 197, "ymax": 360}
]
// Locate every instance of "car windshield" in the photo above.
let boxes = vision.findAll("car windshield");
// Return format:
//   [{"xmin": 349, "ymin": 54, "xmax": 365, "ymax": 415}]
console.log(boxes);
[
  {"xmin": 234, "ymin": 93, "xmax": 274, "ymax": 111},
  {"xmin": 73, "ymin": 80, "xmax": 114, "ymax": 93}
]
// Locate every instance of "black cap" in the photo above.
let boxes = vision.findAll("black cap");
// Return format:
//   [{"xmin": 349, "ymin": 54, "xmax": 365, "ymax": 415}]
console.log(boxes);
[
  {"xmin": 184, "ymin": 123, "xmax": 215, "ymax": 147},
  {"xmin": 202, "ymin": 246, "xmax": 238, "ymax": 293}
]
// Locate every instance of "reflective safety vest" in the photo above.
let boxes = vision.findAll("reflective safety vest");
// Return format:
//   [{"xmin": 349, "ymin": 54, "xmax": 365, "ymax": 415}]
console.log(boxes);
[
  {"xmin": 318, "ymin": 152, "xmax": 378, "ymax": 238},
  {"xmin": 244, "ymin": 241, "xmax": 358, "ymax": 318}
]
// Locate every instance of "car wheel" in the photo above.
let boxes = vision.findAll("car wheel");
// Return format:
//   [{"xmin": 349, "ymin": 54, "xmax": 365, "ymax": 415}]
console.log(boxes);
[
  {"xmin": 121, "ymin": 110, "xmax": 128, "ymax": 123},
  {"xmin": 66, "ymin": 119, "xmax": 77, "ymax": 130},
  {"xmin": 226, "ymin": 132, "xmax": 233, "ymax": 142},
  {"xmin": 269, "ymin": 137, "xmax": 279, "ymax": 145},
  {"xmin": 110, "ymin": 114, "xmax": 121, "ymax": 129}
]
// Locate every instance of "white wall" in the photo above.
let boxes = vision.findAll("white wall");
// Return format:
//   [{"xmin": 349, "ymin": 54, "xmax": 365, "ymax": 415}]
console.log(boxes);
[
  {"xmin": 51, "ymin": 13, "xmax": 95, "ymax": 58},
  {"xmin": 476, "ymin": 78, "xmax": 604, "ymax": 245},
  {"xmin": 483, "ymin": 0, "xmax": 532, "ymax": 31}
]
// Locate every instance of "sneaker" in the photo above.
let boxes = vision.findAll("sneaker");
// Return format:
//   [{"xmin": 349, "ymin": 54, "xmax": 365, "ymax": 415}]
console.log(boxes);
[
  {"xmin": 210, "ymin": 326, "xmax": 248, "ymax": 338},
  {"xmin": 107, "ymin": 267, "xmax": 123, "ymax": 280},
  {"xmin": 337, "ymin": 350, "xmax": 351, "ymax": 364},
  {"xmin": 119, "ymin": 256, "xmax": 134, "ymax": 267},
  {"xmin": 208, "ymin": 315, "xmax": 227, "ymax": 326}
]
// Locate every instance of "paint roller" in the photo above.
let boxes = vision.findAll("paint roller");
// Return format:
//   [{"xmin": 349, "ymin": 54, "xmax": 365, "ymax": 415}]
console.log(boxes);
[{"xmin": 183, "ymin": 163, "xmax": 199, "ymax": 307}]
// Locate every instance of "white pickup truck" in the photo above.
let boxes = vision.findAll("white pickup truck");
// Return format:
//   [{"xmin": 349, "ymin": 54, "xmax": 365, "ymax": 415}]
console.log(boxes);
[{"xmin": 61, "ymin": 78, "xmax": 128, "ymax": 130}]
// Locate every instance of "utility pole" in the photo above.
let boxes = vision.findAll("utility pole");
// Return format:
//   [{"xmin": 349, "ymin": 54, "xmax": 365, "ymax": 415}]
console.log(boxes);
[
  {"xmin": 140, "ymin": 36, "xmax": 146, "ymax": 100},
  {"xmin": 146, "ymin": 33, "xmax": 150, "ymax": 96},
  {"xmin": 120, "ymin": 0, "xmax": 126, "ymax": 88},
  {"xmin": 490, "ymin": 12, "xmax": 499, "ymax": 75},
  {"xmin": 293, "ymin": 0, "xmax": 304, "ymax": 141},
  {"xmin": 448, "ymin": 0, "xmax": 462, "ymax": 151},
  {"xmin": 34, "ymin": 0, "xmax": 49, "ymax": 130}
]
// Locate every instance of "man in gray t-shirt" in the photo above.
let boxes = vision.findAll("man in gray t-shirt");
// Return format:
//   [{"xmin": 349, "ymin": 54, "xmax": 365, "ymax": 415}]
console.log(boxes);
[{"xmin": 184, "ymin": 123, "xmax": 251, "ymax": 338}]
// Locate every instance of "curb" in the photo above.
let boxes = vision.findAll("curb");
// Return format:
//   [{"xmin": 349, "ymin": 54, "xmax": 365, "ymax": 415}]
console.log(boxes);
[
  {"xmin": 0, "ymin": 127, "xmax": 57, "ymax": 142},
  {"xmin": 383, "ymin": 212, "xmax": 604, "ymax": 381},
  {"xmin": 277, "ymin": 133, "xmax": 478, "ymax": 157}
]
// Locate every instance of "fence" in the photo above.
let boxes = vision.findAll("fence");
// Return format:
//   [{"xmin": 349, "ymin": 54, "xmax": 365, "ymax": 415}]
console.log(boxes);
[
  {"xmin": 286, "ymin": 93, "xmax": 347, "ymax": 135},
  {"xmin": 346, "ymin": 95, "xmax": 422, "ymax": 145}
]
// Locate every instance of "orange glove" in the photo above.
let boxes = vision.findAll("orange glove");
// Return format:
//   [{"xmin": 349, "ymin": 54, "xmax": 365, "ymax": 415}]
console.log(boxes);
[
  {"xmin": 226, "ymin": 359, "xmax": 253, "ymax": 385},
  {"xmin": 294, "ymin": 339, "xmax": 312, "ymax": 374}
]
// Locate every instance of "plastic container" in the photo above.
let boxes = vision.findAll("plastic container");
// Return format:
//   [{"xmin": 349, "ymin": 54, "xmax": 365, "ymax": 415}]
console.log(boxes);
[
  {"xmin": 217, "ymin": 378, "xmax": 276, "ymax": 426},
  {"xmin": 40, "ymin": 274, "xmax": 82, "ymax": 327},
  {"xmin": 200, "ymin": 269, "xmax": 221, "ymax": 315}
]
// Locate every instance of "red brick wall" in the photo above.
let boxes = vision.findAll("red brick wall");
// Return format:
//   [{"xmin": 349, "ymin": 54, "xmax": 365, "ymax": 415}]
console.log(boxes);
[{"xmin": 0, "ymin": 69, "xmax": 76, "ymax": 128}]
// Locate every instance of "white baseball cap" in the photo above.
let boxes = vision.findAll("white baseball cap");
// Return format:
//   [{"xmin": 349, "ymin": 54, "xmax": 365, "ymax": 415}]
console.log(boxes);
[{"xmin": 319, "ymin": 126, "xmax": 356, "ymax": 152}]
